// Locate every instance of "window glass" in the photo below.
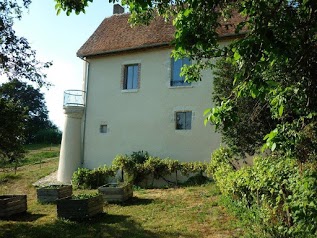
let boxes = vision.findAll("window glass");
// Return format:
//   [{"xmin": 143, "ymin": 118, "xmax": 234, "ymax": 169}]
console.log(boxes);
[
  {"xmin": 100, "ymin": 124, "xmax": 107, "ymax": 133},
  {"xmin": 124, "ymin": 64, "xmax": 139, "ymax": 90},
  {"xmin": 185, "ymin": 112, "xmax": 192, "ymax": 129},
  {"xmin": 176, "ymin": 111, "xmax": 192, "ymax": 130},
  {"xmin": 171, "ymin": 58, "xmax": 191, "ymax": 87},
  {"xmin": 133, "ymin": 65, "xmax": 138, "ymax": 89}
]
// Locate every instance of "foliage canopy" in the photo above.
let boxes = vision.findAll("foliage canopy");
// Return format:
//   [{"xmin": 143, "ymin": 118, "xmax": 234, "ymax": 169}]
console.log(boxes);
[
  {"xmin": 0, "ymin": 0, "xmax": 51, "ymax": 85},
  {"xmin": 0, "ymin": 80, "xmax": 61, "ymax": 144},
  {"xmin": 0, "ymin": 98, "xmax": 26, "ymax": 166},
  {"xmin": 1, "ymin": 0, "xmax": 53, "ymax": 166}
]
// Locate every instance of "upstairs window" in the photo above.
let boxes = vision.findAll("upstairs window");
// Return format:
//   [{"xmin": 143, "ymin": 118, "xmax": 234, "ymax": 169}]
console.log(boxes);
[
  {"xmin": 123, "ymin": 64, "xmax": 139, "ymax": 90},
  {"xmin": 175, "ymin": 111, "xmax": 192, "ymax": 130},
  {"xmin": 171, "ymin": 57, "xmax": 191, "ymax": 87}
]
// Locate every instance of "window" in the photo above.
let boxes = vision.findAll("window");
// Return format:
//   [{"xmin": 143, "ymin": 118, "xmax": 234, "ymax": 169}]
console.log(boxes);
[
  {"xmin": 100, "ymin": 124, "xmax": 107, "ymax": 133},
  {"xmin": 123, "ymin": 64, "xmax": 139, "ymax": 90},
  {"xmin": 175, "ymin": 111, "xmax": 192, "ymax": 130},
  {"xmin": 171, "ymin": 57, "xmax": 191, "ymax": 86}
]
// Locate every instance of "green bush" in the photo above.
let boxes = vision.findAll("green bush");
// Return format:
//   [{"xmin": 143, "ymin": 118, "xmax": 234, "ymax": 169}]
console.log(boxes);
[
  {"xmin": 73, "ymin": 151, "xmax": 211, "ymax": 189},
  {"xmin": 210, "ymin": 147, "xmax": 317, "ymax": 237},
  {"xmin": 72, "ymin": 166, "xmax": 115, "ymax": 189},
  {"xmin": 113, "ymin": 151, "xmax": 209, "ymax": 187},
  {"xmin": 130, "ymin": 150, "xmax": 149, "ymax": 164}
]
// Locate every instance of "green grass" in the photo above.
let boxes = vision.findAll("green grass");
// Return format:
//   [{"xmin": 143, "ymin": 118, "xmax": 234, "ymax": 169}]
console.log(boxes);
[
  {"xmin": 24, "ymin": 144, "xmax": 60, "ymax": 151},
  {"xmin": 0, "ymin": 144, "xmax": 60, "ymax": 170},
  {"xmin": 0, "ymin": 146, "xmax": 244, "ymax": 238},
  {"xmin": 23, "ymin": 144, "xmax": 60, "ymax": 166}
]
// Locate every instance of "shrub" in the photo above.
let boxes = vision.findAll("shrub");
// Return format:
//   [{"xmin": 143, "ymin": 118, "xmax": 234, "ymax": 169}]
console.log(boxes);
[
  {"xmin": 130, "ymin": 150, "xmax": 149, "ymax": 164},
  {"xmin": 72, "ymin": 166, "xmax": 115, "ymax": 189},
  {"xmin": 74, "ymin": 151, "xmax": 211, "ymax": 189},
  {"xmin": 113, "ymin": 151, "xmax": 209, "ymax": 187},
  {"xmin": 210, "ymin": 147, "xmax": 317, "ymax": 237}
]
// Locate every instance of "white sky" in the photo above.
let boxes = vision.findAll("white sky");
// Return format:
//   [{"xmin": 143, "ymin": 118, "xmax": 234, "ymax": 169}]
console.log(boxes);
[{"xmin": 12, "ymin": 0, "xmax": 115, "ymax": 130}]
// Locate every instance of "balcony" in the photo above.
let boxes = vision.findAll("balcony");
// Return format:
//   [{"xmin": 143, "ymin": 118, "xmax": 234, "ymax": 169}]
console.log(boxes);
[{"xmin": 63, "ymin": 90, "xmax": 85, "ymax": 108}]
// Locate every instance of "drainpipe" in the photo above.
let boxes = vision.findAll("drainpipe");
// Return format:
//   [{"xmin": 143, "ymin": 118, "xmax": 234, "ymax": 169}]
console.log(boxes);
[{"xmin": 81, "ymin": 57, "xmax": 90, "ymax": 166}]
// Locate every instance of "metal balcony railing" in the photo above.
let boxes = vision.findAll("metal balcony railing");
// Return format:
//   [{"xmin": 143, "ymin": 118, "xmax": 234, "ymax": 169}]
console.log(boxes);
[{"xmin": 63, "ymin": 90, "xmax": 85, "ymax": 107}]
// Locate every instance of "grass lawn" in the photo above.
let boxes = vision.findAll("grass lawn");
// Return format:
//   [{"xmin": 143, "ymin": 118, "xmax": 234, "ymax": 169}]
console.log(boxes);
[
  {"xmin": 0, "ymin": 146, "xmax": 243, "ymax": 238},
  {"xmin": 0, "ymin": 144, "xmax": 60, "ymax": 170},
  {"xmin": 22, "ymin": 144, "xmax": 60, "ymax": 166}
]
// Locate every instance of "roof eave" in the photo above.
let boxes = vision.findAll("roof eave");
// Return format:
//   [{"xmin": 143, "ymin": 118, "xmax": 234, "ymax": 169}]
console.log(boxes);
[
  {"xmin": 77, "ymin": 32, "xmax": 247, "ymax": 58},
  {"xmin": 77, "ymin": 42, "xmax": 172, "ymax": 58}
]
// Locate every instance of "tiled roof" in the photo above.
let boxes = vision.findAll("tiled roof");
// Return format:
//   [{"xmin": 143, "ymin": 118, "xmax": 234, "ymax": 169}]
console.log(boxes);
[{"xmin": 77, "ymin": 13, "xmax": 244, "ymax": 58}]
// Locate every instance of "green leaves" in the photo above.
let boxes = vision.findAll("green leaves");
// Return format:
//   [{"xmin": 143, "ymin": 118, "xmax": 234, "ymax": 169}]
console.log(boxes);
[
  {"xmin": 212, "ymin": 148, "xmax": 317, "ymax": 237},
  {"xmin": 112, "ymin": 152, "xmax": 209, "ymax": 187},
  {"xmin": 1, "ymin": 0, "xmax": 52, "ymax": 85},
  {"xmin": 233, "ymin": 51, "xmax": 241, "ymax": 61},
  {"xmin": 278, "ymin": 105, "xmax": 284, "ymax": 117},
  {"xmin": 72, "ymin": 166, "xmax": 115, "ymax": 189},
  {"xmin": 204, "ymin": 100, "xmax": 235, "ymax": 130},
  {"xmin": 0, "ymin": 98, "xmax": 26, "ymax": 164},
  {"xmin": 263, "ymin": 128, "xmax": 279, "ymax": 152},
  {"xmin": 54, "ymin": 0, "xmax": 92, "ymax": 15}
]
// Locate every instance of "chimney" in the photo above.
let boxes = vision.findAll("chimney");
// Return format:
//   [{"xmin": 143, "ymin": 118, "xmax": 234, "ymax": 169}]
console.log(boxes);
[{"xmin": 113, "ymin": 4, "xmax": 124, "ymax": 14}]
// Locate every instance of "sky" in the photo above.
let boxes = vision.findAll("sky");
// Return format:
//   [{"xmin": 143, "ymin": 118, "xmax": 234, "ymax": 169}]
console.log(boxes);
[{"xmin": 13, "ymin": 0, "xmax": 116, "ymax": 130}]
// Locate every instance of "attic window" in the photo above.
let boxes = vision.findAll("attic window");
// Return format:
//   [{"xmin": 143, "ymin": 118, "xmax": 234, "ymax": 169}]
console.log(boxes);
[{"xmin": 123, "ymin": 64, "xmax": 140, "ymax": 90}]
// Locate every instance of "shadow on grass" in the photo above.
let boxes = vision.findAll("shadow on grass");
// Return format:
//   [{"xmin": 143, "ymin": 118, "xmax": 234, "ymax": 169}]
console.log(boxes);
[
  {"xmin": 0, "ymin": 173, "xmax": 22, "ymax": 184},
  {"xmin": 119, "ymin": 197, "xmax": 154, "ymax": 207},
  {"xmin": 0, "ymin": 212, "xmax": 45, "ymax": 222},
  {"xmin": 0, "ymin": 213, "xmax": 194, "ymax": 238}
]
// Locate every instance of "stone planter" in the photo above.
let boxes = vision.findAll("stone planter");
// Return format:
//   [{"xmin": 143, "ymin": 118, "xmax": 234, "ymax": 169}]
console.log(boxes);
[
  {"xmin": 57, "ymin": 194, "xmax": 103, "ymax": 220},
  {"xmin": 98, "ymin": 183, "xmax": 133, "ymax": 202},
  {"xmin": 37, "ymin": 185, "xmax": 72, "ymax": 203},
  {"xmin": 0, "ymin": 195, "xmax": 27, "ymax": 217}
]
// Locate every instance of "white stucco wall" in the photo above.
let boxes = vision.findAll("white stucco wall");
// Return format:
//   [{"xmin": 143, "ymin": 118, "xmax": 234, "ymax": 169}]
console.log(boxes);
[{"xmin": 82, "ymin": 47, "xmax": 221, "ymax": 169}]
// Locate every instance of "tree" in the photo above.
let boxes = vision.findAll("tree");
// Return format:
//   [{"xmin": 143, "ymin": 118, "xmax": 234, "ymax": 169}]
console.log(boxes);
[
  {"xmin": 0, "ymin": 98, "xmax": 26, "ymax": 170},
  {"xmin": 0, "ymin": 80, "xmax": 61, "ymax": 144},
  {"xmin": 0, "ymin": 0, "xmax": 52, "ymax": 166},
  {"xmin": 0, "ymin": 0, "xmax": 51, "ymax": 85},
  {"xmin": 212, "ymin": 58, "xmax": 277, "ymax": 156}
]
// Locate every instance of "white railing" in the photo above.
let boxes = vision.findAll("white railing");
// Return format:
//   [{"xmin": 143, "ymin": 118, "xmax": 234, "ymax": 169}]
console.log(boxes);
[{"xmin": 63, "ymin": 90, "xmax": 85, "ymax": 107}]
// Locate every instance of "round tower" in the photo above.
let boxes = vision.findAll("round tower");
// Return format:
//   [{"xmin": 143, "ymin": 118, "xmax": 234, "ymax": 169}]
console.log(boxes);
[{"xmin": 57, "ymin": 90, "xmax": 85, "ymax": 183}]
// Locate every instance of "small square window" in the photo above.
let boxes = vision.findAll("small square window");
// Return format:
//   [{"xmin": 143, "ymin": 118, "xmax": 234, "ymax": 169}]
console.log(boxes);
[
  {"xmin": 171, "ymin": 57, "xmax": 191, "ymax": 87},
  {"xmin": 123, "ymin": 64, "xmax": 139, "ymax": 90},
  {"xmin": 175, "ymin": 111, "xmax": 192, "ymax": 130},
  {"xmin": 100, "ymin": 124, "xmax": 107, "ymax": 133}
]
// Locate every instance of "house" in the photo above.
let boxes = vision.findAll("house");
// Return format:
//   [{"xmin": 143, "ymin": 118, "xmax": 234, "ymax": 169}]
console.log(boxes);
[{"xmin": 57, "ymin": 5, "xmax": 241, "ymax": 183}]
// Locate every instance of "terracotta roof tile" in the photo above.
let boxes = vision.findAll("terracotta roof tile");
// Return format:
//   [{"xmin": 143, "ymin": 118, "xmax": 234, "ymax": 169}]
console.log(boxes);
[
  {"xmin": 77, "ymin": 13, "xmax": 244, "ymax": 58},
  {"xmin": 77, "ymin": 14, "xmax": 175, "ymax": 57}
]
